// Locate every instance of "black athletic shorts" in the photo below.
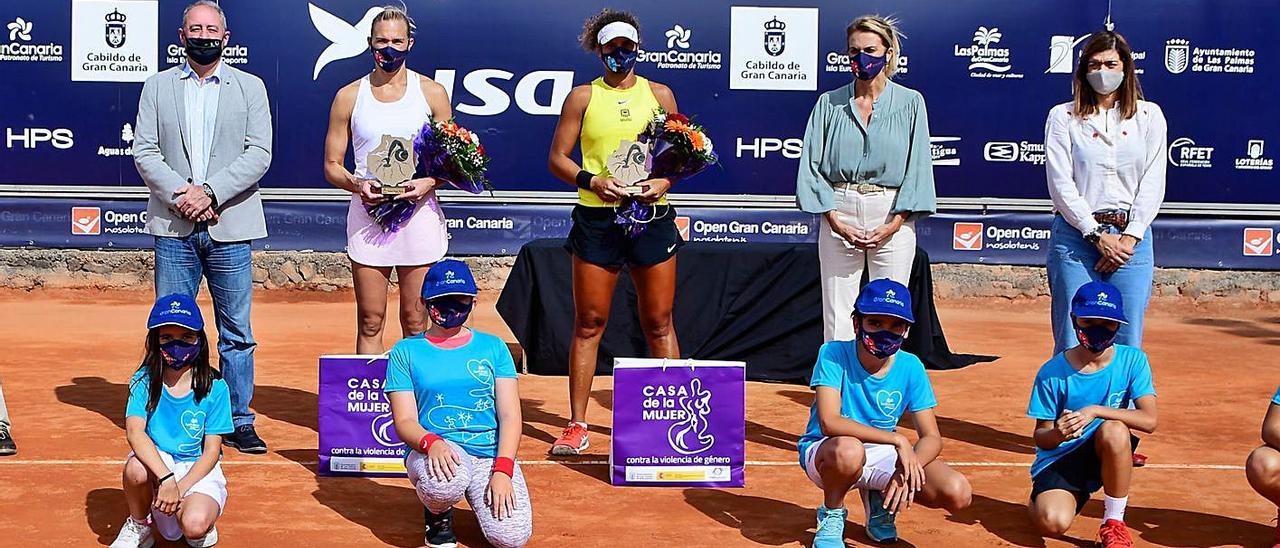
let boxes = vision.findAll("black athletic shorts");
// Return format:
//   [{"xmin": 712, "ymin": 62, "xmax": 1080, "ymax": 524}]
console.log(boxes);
[
  {"xmin": 1030, "ymin": 432, "xmax": 1140, "ymax": 514},
  {"xmin": 565, "ymin": 204, "xmax": 684, "ymax": 268}
]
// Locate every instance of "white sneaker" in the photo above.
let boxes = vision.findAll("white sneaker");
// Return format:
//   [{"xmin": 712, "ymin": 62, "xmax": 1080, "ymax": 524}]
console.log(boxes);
[
  {"xmin": 109, "ymin": 517, "xmax": 155, "ymax": 548},
  {"xmin": 186, "ymin": 525, "xmax": 218, "ymax": 547}
]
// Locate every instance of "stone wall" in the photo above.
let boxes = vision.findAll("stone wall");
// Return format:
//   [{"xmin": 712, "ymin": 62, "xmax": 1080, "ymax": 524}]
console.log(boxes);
[{"xmin": 2, "ymin": 248, "xmax": 1278, "ymax": 303}]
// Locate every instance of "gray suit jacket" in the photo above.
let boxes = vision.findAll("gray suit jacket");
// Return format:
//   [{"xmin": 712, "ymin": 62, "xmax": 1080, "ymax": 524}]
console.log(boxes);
[{"xmin": 134, "ymin": 65, "xmax": 272, "ymax": 242}]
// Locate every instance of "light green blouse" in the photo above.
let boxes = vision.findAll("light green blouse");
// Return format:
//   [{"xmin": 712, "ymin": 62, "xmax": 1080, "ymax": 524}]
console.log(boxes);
[{"xmin": 795, "ymin": 80, "xmax": 937, "ymax": 216}]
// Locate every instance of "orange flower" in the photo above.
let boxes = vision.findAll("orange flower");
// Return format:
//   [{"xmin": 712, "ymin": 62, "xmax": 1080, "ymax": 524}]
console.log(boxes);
[
  {"xmin": 689, "ymin": 131, "xmax": 705, "ymax": 151},
  {"xmin": 665, "ymin": 120, "xmax": 691, "ymax": 133}
]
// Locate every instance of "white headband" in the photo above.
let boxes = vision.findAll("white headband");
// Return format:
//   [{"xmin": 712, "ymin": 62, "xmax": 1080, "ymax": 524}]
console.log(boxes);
[{"xmin": 597, "ymin": 21, "xmax": 639, "ymax": 46}]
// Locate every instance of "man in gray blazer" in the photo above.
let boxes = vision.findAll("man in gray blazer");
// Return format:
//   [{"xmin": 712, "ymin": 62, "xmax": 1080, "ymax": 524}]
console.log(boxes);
[{"xmin": 134, "ymin": 1, "xmax": 271, "ymax": 454}]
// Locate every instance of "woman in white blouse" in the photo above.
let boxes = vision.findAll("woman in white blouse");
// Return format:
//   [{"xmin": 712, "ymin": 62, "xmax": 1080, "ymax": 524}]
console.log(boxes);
[{"xmin": 1045, "ymin": 30, "xmax": 1167, "ymax": 354}]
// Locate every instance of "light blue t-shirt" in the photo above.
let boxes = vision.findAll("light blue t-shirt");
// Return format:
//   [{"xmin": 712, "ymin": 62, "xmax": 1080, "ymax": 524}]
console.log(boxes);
[
  {"xmin": 125, "ymin": 370, "xmax": 233, "ymax": 462},
  {"xmin": 797, "ymin": 341, "xmax": 937, "ymax": 465},
  {"xmin": 1026, "ymin": 345, "xmax": 1156, "ymax": 477},
  {"xmin": 384, "ymin": 330, "xmax": 518, "ymax": 458},
  {"xmin": 1273, "ymin": 387, "xmax": 1280, "ymax": 405}
]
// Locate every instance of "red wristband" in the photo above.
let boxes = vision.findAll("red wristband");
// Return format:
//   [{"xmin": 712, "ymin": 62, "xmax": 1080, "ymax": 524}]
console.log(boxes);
[
  {"xmin": 492, "ymin": 456, "xmax": 515, "ymax": 478},
  {"xmin": 418, "ymin": 433, "xmax": 443, "ymax": 453}
]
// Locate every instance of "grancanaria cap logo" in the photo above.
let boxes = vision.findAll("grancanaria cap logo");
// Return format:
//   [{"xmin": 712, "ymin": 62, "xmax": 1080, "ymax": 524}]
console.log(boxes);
[
  {"xmin": 170, "ymin": 299, "xmax": 182, "ymax": 310},
  {"xmin": 1091, "ymin": 292, "xmax": 1118, "ymax": 309}
]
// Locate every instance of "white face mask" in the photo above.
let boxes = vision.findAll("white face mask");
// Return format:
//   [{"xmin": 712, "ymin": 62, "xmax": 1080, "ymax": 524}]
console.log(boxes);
[{"xmin": 1087, "ymin": 70, "xmax": 1124, "ymax": 95}]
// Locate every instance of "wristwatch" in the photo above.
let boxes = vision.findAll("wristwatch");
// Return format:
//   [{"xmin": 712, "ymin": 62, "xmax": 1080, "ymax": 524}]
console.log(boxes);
[
  {"xmin": 201, "ymin": 184, "xmax": 218, "ymax": 208},
  {"xmin": 1083, "ymin": 225, "xmax": 1105, "ymax": 244}
]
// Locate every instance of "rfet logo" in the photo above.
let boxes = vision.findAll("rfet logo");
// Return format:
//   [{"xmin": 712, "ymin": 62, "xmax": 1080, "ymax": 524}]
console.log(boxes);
[
  {"xmin": 674, "ymin": 216, "xmax": 691, "ymax": 241},
  {"xmin": 71, "ymin": 207, "xmax": 101, "ymax": 235},
  {"xmin": 953, "ymin": 222, "xmax": 983, "ymax": 250},
  {"xmin": 1243, "ymin": 228, "xmax": 1275, "ymax": 256}
]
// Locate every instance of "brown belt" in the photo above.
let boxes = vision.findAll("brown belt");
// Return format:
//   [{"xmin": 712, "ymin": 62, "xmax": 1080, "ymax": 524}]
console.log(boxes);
[{"xmin": 1093, "ymin": 209, "xmax": 1129, "ymax": 231}]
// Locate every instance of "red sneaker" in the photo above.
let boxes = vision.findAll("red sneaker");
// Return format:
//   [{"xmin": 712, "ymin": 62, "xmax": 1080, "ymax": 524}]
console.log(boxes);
[
  {"xmin": 1132, "ymin": 453, "xmax": 1148, "ymax": 467},
  {"xmin": 1097, "ymin": 519, "xmax": 1134, "ymax": 548},
  {"xmin": 550, "ymin": 422, "xmax": 590, "ymax": 456}
]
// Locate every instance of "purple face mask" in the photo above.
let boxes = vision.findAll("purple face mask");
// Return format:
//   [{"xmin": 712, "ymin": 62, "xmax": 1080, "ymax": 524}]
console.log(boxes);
[
  {"xmin": 850, "ymin": 51, "xmax": 887, "ymax": 81},
  {"xmin": 160, "ymin": 339, "xmax": 201, "ymax": 370},
  {"xmin": 1074, "ymin": 322, "xmax": 1119, "ymax": 353},
  {"xmin": 428, "ymin": 298, "xmax": 473, "ymax": 329},
  {"xmin": 372, "ymin": 45, "xmax": 409, "ymax": 72},
  {"xmin": 858, "ymin": 324, "xmax": 906, "ymax": 359}
]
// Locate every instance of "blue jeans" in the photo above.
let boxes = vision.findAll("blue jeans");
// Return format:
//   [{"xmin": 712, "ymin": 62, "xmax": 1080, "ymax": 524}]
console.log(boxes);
[
  {"xmin": 1047, "ymin": 215, "xmax": 1154, "ymax": 355},
  {"xmin": 155, "ymin": 229, "xmax": 257, "ymax": 427}
]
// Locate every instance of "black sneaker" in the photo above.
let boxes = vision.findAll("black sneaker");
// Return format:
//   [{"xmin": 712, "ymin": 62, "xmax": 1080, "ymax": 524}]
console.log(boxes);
[
  {"xmin": 0, "ymin": 427, "xmax": 15, "ymax": 456},
  {"xmin": 424, "ymin": 507, "xmax": 457, "ymax": 548},
  {"xmin": 222, "ymin": 424, "xmax": 268, "ymax": 454}
]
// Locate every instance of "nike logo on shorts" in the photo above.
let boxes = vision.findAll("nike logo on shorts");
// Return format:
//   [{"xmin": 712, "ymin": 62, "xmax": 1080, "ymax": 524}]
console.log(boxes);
[{"xmin": 667, "ymin": 243, "xmax": 677, "ymax": 253}]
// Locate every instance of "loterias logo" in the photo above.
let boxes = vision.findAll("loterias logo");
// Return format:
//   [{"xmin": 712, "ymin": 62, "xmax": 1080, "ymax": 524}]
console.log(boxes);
[
  {"xmin": 1243, "ymin": 228, "xmax": 1275, "ymax": 257},
  {"xmin": 952, "ymin": 222, "xmax": 983, "ymax": 250},
  {"xmin": 638, "ymin": 24, "xmax": 722, "ymax": 70},
  {"xmin": 1235, "ymin": 139, "xmax": 1274, "ymax": 171},
  {"xmin": 1, "ymin": 17, "xmax": 64, "ymax": 63}
]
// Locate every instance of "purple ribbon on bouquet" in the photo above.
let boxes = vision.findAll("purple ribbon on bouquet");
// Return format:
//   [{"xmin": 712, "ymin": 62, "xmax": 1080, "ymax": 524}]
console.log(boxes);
[
  {"xmin": 365, "ymin": 198, "xmax": 415, "ymax": 233},
  {"xmin": 614, "ymin": 199, "xmax": 662, "ymax": 239}
]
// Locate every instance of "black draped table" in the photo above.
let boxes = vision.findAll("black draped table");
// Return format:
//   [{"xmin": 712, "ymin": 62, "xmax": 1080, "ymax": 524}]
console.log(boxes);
[{"xmin": 496, "ymin": 239, "xmax": 994, "ymax": 383}]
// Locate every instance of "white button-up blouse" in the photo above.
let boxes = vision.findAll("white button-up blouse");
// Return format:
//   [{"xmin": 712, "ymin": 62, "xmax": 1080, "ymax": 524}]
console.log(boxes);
[{"xmin": 1044, "ymin": 100, "xmax": 1168, "ymax": 239}]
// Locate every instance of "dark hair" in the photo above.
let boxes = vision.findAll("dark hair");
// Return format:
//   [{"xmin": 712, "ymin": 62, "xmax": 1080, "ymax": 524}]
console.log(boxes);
[
  {"xmin": 579, "ymin": 9, "xmax": 639, "ymax": 52},
  {"xmin": 131, "ymin": 327, "xmax": 220, "ymax": 415},
  {"xmin": 1072, "ymin": 30, "xmax": 1143, "ymax": 120}
]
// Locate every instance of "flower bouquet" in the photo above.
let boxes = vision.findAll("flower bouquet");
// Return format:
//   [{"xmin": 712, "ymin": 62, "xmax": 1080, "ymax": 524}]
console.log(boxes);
[
  {"xmin": 615, "ymin": 110, "xmax": 718, "ymax": 237},
  {"xmin": 365, "ymin": 118, "xmax": 493, "ymax": 232}
]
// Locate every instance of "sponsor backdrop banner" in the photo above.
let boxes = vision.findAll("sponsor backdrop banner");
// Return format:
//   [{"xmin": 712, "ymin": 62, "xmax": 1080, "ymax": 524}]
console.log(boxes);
[
  {"xmin": 610, "ymin": 358, "xmax": 746, "ymax": 487},
  {"xmin": 0, "ymin": 1, "xmax": 1276, "ymax": 204},
  {"xmin": 4, "ymin": 197, "xmax": 1280, "ymax": 269},
  {"xmin": 318, "ymin": 355, "xmax": 408, "ymax": 477}
]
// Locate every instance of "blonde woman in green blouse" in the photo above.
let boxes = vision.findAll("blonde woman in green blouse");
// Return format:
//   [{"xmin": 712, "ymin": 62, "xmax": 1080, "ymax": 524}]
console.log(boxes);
[{"xmin": 796, "ymin": 15, "xmax": 936, "ymax": 342}]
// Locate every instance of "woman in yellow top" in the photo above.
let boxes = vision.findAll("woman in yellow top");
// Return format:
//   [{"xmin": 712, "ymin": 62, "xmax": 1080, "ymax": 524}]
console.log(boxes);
[{"xmin": 547, "ymin": 9, "xmax": 681, "ymax": 455}]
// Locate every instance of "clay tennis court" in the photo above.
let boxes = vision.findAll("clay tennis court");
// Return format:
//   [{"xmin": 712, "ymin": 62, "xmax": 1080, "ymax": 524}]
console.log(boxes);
[{"xmin": 0, "ymin": 288, "xmax": 1275, "ymax": 547}]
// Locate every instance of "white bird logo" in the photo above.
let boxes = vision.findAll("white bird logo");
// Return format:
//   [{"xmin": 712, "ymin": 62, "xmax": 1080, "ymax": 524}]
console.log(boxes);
[
  {"xmin": 309, "ymin": 3, "xmax": 385, "ymax": 81},
  {"xmin": 7, "ymin": 17, "xmax": 32, "ymax": 41}
]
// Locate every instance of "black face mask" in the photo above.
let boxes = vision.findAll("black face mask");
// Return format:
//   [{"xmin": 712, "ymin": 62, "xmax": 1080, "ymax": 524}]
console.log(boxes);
[{"xmin": 185, "ymin": 36, "xmax": 224, "ymax": 66}]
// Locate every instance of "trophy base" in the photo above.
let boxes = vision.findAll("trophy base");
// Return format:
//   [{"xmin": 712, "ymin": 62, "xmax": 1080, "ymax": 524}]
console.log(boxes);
[
  {"xmin": 624, "ymin": 183, "xmax": 649, "ymax": 196},
  {"xmin": 380, "ymin": 185, "xmax": 406, "ymax": 196}
]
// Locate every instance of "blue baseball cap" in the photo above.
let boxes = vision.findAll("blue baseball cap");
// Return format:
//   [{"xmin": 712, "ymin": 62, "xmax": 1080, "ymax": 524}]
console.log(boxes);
[
  {"xmin": 1071, "ymin": 281, "xmax": 1128, "ymax": 324},
  {"xmin": 854, "ymin": 278, "xmax": 914, "ymax": 323},
  {"xmin": 422, "ymin": 259, "xmax": 478, "ymax": 301},
  {"xmin": 147, "ymin": 293, "xmax": 205, "ymax": 331}
]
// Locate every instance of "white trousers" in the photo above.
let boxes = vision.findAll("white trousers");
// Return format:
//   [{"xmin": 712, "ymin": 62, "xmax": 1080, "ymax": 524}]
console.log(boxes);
[{"xmin": 818, "ymin": 187, "xmax": 916, "ymax": 342}]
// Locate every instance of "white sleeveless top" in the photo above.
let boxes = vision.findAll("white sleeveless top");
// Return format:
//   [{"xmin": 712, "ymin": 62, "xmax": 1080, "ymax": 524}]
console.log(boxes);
[{"xmin": 346, "ymin": 70, "xmax": 448, "ymax": 266}]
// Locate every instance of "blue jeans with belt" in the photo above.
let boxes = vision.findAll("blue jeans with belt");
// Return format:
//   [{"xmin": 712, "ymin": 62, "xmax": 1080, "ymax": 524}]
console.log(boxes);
[
  {"xmin": 154, "ymin": 227, "xmax": 257, "ymax": 427},
  {"xmin": 1047, "ymin": 215, "xmax": 1154, "ymax": 355}
]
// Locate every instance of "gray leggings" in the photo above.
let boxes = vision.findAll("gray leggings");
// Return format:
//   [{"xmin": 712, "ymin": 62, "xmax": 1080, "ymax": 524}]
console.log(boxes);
[{"xmin": 406, "ymin": 441, "xmax": 532, "ymax": 548}]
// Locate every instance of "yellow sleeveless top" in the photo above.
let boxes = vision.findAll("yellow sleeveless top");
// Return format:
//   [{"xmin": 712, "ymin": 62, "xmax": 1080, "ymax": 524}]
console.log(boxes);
[{"xmin": 579, "ymin": 76, "xmax": 666, "ymax": 207}]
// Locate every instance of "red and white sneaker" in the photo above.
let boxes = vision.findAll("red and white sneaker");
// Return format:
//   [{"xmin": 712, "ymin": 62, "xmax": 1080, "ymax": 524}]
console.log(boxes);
[
  {"xmin": 1097, "ymin": 519, "xmax": 1134, "ymax": 548},
  {"xmin": 550, "ymin": 422, "xmax": 589, "ymax": 456},
  {"xmin": 1132, "ymin": 453, "xmax": 1148, "ymax": 467}
]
